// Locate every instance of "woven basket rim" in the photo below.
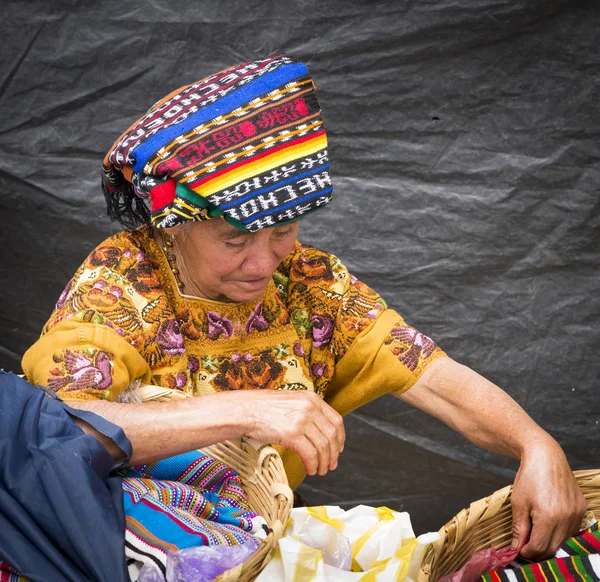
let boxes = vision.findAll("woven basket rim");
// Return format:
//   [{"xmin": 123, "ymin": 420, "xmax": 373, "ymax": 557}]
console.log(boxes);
[
  {"xmin": 133, "ymin": 384, "xmax": 293, "ymax": 582},
  {"xmin": 418, "ymin": 468, "xmax": 600, "ymax": 582}
]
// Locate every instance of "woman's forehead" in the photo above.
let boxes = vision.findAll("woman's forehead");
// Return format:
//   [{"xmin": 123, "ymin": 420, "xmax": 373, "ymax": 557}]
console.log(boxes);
[{"xmin": 186, "ymin": 217, "xmax": 297, "ymax": 240}]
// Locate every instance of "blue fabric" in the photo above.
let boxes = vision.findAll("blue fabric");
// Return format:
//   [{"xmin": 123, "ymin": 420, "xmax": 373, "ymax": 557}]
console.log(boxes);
[
  {"xmin": 131, "ymin": 62, "xmax": 309, "ymax": 172},
  {"xmin": 0, "ymin": 372, "xmax": 132, "ymax": 582}
]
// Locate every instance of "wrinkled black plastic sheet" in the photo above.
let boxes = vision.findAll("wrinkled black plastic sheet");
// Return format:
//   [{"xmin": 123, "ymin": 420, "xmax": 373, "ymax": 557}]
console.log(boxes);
[{"xmin": 0, "ymin": 0, "xmax": 598, "ymax": 535}]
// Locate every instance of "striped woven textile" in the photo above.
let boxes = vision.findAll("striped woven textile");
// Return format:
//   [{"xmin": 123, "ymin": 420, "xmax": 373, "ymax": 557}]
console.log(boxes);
[
  {"xmin": 123, "ymin": 449, "xmax": 266, "ymax": 581},
  {"xmin": 0, "ymin": 562, "xmax": 25, "ymax": 582},
  {"xmin": 483, "ymin": 523, "xmax": 600, "ymax": 581},
  {"xmin": 103, "ymin": 52, "xmax": 332, "ymax": 232}
]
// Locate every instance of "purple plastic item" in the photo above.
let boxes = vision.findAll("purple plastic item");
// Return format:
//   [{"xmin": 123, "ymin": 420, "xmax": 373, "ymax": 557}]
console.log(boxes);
[
  {"xmin": 136, "ymin": 539, "xmax": 260, "ymax": 582},
  {"xmin": 166, "ymin": 538, "xmax": 260, "ymax": 582}
]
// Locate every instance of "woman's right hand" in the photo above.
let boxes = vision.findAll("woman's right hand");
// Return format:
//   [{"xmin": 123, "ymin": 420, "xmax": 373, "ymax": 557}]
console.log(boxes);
[{"xmin": 240, "ymin": 390, "xmax": 345, "ymax": 476}]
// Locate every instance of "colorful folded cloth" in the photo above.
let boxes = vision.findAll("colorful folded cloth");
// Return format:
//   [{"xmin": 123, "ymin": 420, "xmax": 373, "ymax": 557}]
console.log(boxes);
[
  {"xmin": 123, "ymin": 450, "xmax": 267, "ymax": 581},
  {"xmin": 482, "ymin": 522, "xmax": 600, "ymax": 582},
  {"xmin": 0, "ymin": 560, "xmax": 26, "ymax": 582}
]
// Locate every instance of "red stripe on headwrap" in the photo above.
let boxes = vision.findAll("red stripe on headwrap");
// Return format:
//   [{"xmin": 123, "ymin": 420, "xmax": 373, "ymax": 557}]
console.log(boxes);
[{"xmin": 150, "ymin": 179, "xmax": 177, "ymax": 212}]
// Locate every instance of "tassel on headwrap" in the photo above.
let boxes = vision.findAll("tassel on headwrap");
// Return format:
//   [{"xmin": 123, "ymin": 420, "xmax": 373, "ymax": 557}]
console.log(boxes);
[{"xmin": 102, "ymin": 53, "xmax": 332, "ymax": 232}]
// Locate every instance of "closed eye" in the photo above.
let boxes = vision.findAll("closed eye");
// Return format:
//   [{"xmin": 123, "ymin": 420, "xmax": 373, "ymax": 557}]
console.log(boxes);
[
  {"xmin": 273, "ymin": 228, "xmax": 294, "ymax": 238},
  {"xmin": 225, "ymin": 240, "xmax": 246, "ymax": 249}
]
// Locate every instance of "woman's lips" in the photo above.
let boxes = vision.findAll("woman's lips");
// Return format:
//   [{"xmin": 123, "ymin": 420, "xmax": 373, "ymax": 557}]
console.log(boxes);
[{"xmin": 235, "ymin": 278, "xmax": 269, "ymax": 288}]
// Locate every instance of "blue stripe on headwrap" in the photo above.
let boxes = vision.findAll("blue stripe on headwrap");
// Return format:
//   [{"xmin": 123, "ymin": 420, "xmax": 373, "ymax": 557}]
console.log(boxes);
[
  {"xmin": 240, "ymin": 185, "xmax": 333, "ymax": 223},
  {"xmin": 131, "ymin": 62, "xmax": 309, "ymax": 173}
]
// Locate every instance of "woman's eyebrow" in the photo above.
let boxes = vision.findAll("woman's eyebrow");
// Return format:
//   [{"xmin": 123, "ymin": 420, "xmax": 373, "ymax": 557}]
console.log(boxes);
[{"xmin": 219, "ymin": 228, "xmax": 249, "ymax": 240}]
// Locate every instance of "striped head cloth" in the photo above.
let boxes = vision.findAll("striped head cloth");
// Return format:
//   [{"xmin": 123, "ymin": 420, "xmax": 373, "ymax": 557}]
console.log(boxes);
[{"xmin": 102, "ymin": 53, "xmax": 332, "ymax": 232}]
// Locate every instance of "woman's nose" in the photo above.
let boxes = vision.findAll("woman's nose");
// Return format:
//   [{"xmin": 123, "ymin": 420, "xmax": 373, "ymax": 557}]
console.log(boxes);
[{"xmin": 242, "ymin": 245, "xmax": 278, "ymax": 278}]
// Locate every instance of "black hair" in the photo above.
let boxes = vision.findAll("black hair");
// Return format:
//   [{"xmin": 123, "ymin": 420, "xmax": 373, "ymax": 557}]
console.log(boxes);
[{"xmin": 101, "ymin": 172, "xmax": 151, "ymax": 230}]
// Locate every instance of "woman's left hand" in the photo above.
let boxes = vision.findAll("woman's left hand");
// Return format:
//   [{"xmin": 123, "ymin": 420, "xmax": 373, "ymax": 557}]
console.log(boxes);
[
  {"xmin": 398, "ymin": 357, "xmax": 588, "ymax": 560},
  {"xmin": 510, "ymin": 437, "xmax": 588, "ymax": 560}
]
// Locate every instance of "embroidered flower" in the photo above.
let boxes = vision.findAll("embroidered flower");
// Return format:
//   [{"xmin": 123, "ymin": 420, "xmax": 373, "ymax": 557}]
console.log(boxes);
[
  {"xmin": 201, "ymin": 355, "xmax": 219, "ymax": 372},
  {"xmin": 311, "ymin": 362, "xmax": 327, "ymax": 378},
  {"xmin": 292, "ymin": 255, "xmax": 334, "ymax": 282},
  {"xmin": 175, "ymin": 371, "xmax": 188, "ymax": 388},
  {"xmin": 89, "ymin": 246, "xmax": 121, "ymax": 269},
  {"xmin": 207, "ymin": 312, "xmax": 234, "ymax": 340},
  {"xmin": 213, "ymin": 351, "xmax": 284, "ymax": 391},
  {"xmin": 55, "ymin": 278, "xmax": 73, "ymax": 310},
  {"xmin": 273, "ymin": 344, "xmax": 291, "ymax": 358},
  {"xmin": 311, "ymin": 314, "xmax": 334, "ymax": 348},
  {"xmin": 365, "ymin": 303, "xmax": 384, "ymax": 319},
  {"xmin": 291, "ymin": 309, "xmax": 311, "ymax": 336},
  {"xmin": 188, "ymin": 356, "xmax": 199, "ymax": 373},
  {"xmin": 88, "ymin": 279, "xmax": 121, "ymax": 307},
  {"xmin": 156, "ymin": 319, "xmax": 186, "ymax": 356},
  {"xmin": 343, "ymin": 316, "xmax": 370, "ymax": 334},
  {"xmin": 293, "ymin": 342, "xmax": 305, "ymax": 357},
  {"xmin": 242, "ymin": 352, "xmax": 284, "ymax": 390},
  {"xmin": 245, "ymin": 302, "xmax": 269, "ymax": 333},
  {"xmin": 213, "ymin": 359, "xmax": 245, "ymax": 391}
]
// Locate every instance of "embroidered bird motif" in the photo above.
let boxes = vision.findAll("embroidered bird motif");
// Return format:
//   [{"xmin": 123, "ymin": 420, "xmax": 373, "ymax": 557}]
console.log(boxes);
[
  {"xmin": 47, "ymin": 350, "xmax": 113, "ymax": 392},
  {"xmin": 67, "ymin": 280, "xmax": 142, "ymax": 333},
  {"xmin": 390, "ymin": 326, "xmax": 436, "ymax": 371}
]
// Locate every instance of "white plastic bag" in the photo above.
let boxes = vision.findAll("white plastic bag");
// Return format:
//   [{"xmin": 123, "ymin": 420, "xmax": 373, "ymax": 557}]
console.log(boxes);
[{"xmin": 297, "ymin": 515, "xmax": 353, "ymax": 570}]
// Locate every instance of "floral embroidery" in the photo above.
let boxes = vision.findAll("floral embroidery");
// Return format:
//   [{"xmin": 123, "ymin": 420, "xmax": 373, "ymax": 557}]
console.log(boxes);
[
  {"xmin": 187, "ymin": 356, "xmax": 199, "ymax": 372},
  {"xmin": 311, "ymin": 314, "xmax": 334, "ymax": 348},
  {"xmin": 291, "ymin": 254, "xmax": 333, "ymax": 283},
  {"xmin": 311, "ymin": 362, "xmax": 327, "ymax": 377},
  {"xmin": 291, "ymin": 308, "xmax": 311, "ymax": 337},
  {"xmin": 37, "ymin": 229, "xmax": 438, "ymax": 401},
  {"xmin": 156, "ymin": 319, "xmax": 186, "ymax": 356},
  {"xmin": 245, "ymin": 302, "xmax": 269, "ymax": 333},
  {"xmin": 206, "ymin": 312, "xmax": 234, "ymax": 340},
  {"xmin": 385, "ymin": 325, "xmax": 437, "ymax": 371},
  {"xmin": 89, "ymin": 245, "xmax": 121, "ymax": 269},
  {"xmin": 47, "ymin": 348, "xmax": 113, "ymax": 393},
  {"xmin": 55, "ymin": 278, "xmax": 73, "ymax": 310},
  {"xmin": 212, "ymin": 351, "xmax": 284, "ymax": 391},
  {"xmin": 272, "ymin": 343, "xmax": 290, "ymax": 358}
]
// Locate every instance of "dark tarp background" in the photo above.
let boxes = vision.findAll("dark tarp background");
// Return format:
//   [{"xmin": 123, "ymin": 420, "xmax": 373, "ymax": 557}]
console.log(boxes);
[{"xmin": 0, "ymin": 0, "xmax": 598, "ymax": 535}]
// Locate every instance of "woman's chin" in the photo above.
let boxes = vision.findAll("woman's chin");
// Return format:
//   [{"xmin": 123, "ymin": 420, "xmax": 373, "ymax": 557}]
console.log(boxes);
[{"xmin": 222, "ymin": 282, "xmax": 269, "ymax": 303}]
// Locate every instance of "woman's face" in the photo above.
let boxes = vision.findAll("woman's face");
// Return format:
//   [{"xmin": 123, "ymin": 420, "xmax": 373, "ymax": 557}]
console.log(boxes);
[{"xmin": 168, "ymin": 218, "xmax": 299, "ymax": 303}]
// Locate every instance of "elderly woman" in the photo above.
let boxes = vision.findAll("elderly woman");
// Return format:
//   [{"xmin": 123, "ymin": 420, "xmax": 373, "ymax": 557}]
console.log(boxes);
[{"xmin": 22, "ymin": 53, "xmax": 585, "ymax": 562}]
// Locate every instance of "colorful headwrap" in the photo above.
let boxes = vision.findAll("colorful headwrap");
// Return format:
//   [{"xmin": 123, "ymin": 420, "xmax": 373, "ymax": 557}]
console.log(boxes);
[{"xmin": 102, "ymin": 52, "xmax": 332, "ymax": 232}]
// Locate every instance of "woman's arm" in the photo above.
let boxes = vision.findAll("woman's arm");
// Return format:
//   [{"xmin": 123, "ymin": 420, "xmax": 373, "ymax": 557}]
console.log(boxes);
[
  {"xmin": 67, "ymin": 389, "xmax": 345, "ymax": 476},
  {"xmin": 396, "ymin": 356, "xmax": 587, "ymax": 559}
]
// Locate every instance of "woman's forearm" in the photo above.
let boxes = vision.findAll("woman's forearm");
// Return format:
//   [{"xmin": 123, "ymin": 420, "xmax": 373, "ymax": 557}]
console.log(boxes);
[
  {"xmin": 67, "ymin": 392, "xmax": 248, "ymax": 465},
  {"xmin": 396, "ymin": 356, "xmax": 557, "ymax": 459}
]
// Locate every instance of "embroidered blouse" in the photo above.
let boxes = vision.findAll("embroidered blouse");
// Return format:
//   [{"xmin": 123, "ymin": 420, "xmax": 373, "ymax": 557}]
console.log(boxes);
[{"xmin": 22, "ymin": 226, "xmax": 446, "ymax": 488}]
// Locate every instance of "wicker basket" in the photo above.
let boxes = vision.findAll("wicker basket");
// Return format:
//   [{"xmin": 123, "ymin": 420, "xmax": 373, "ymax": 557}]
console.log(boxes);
[
  {"xmin": 133, "ymin": 384, "xmax": 293, "ymax": 581},
  {"xmin": 417, "ymin": 469, "xmax": 600, "ymax": 581}
]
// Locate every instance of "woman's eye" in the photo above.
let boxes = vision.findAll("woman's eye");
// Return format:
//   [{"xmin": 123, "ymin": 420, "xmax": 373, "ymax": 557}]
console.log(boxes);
[
  {"xmin": 274, "ymin": 228, "xmax": 293, "ymax": 238},
  {"xmin": 225, "ymin": 241, "xmax": 246, "ymax": 249}
]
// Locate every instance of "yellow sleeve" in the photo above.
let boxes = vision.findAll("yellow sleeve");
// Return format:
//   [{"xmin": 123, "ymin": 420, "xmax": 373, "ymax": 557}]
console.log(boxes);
[
  {"xmin": 281, "ymin": 309, "xmax": 447, "ymax": 490},
  {"xmin": 325, "ymin": 308, "xmax": 447, "ymax": 416},
  {"xmin": 22, "ymin": 319, "xmax": 151, "ymax": 401}
]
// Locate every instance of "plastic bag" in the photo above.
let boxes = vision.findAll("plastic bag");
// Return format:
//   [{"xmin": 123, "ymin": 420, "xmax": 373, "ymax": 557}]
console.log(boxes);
[
  {"xmin": 296, "ymin": 515, "xmax": 353, "ymax": 570},
  {"xmin": 137, "ymin": 538, "xmax": 260, "ymax": 582}
]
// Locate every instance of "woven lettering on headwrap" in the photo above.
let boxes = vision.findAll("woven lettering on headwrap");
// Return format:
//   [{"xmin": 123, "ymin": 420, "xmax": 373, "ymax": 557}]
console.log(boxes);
[{"xmin": 102, "ymin": 53, "xmax": 332, "ymax": 232}]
